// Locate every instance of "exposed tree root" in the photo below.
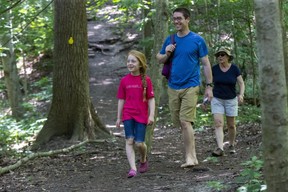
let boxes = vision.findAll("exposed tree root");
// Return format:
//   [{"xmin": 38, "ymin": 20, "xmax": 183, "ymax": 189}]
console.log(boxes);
[{"xmin": 0, "ymin": 139, "xmax": 106, "ymax": 175}]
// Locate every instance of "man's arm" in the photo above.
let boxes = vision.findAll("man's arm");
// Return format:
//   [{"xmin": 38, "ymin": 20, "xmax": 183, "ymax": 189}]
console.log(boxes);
[
  {"xmin": 200, "ymin": 55, "xmax": 213, "ymax": 99},
  {"xmin": 156, "ymin": 52, "xmax": 170, "ymax": 64},
  {"xmin": 156, "ymin": 43, "xmax": 176, "ymax": 64}
]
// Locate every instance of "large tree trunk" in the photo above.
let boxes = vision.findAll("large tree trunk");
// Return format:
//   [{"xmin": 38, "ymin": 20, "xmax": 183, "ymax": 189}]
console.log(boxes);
[
  {"xmin": 254, "ymin": 0, "xmax": 288, "ymax": 191},
  {"xmin": 281, "ymin": 0, "xmax": 288, "ymax": 85},
  {"xmin": 145, "ymin": 0, "xmax": 169, "ymax": 152},
  {"xmin": 33, "ymin": 0, "xmax": 111, "ymax": 148}
]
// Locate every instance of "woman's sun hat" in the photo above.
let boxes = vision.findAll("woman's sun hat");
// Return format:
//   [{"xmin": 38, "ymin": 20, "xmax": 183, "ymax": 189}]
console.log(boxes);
[{"xmin": 215, "ymin": 47, "xmax": 234, "ymax": 60}]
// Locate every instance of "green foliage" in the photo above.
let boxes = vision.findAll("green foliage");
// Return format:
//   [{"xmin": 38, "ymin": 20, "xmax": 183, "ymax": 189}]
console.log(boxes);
[
  {"xmin": 238, "ymin": 104, "xmax": 261, "ymax": 124},
  {"xmin": 195, "ymin": 102, "xmax": 213, "ymax": 130},
  {"xmin": 87, "ymin": 0, "xmax": 108, "ymax": 7},
  {"xmin": 207, "ymin": 181, "xmax": 227, "ymax": 191},
  {"xmin": 0, "ymin": 76, "xmax": 51, "ymax": 156},
  {"xmin": 236, "ymin": 156, "xmax": 266, "ymax": 192},
  {"xmin": 205, "ymin": 155, "xmax": 265, "ymax": 192},
  {"xmin": 0, "ymin": 0, "xmax": 53, "ymax": 58},
  {"xmin": 203, "ymin": 156, "xmax": 219, "ymax": 163},
  {"xmin": 0, "ymin": 0, "xmax": 53, "ymax": 150},
  {"xmin": 138, "ymin": 36, "xmax": 154, "ymax": 52},
  {"xmin": 243, "ymin": 78, "xmax": 260, "ymax": 101},
  {"xmin": 168, "ymin": 0, "xmax": 193, "ymax": 10},
  {"xmin": 30, "ymin": 77, "xmax": 52, "ymax": 101},
  {"xmin": 87, "ymin": 0, "xmax": 125, "ymax": 22},
  {"xmin": 115, "ymin": 0, "xmax": 142, "ymax": 8},
  {"xmin": 282, "ymin": 1, "xmax": 288, "ymax": 30},
  {"xmin": 0, "ymin": 113, "xmax": 46, "ymax": 155}
]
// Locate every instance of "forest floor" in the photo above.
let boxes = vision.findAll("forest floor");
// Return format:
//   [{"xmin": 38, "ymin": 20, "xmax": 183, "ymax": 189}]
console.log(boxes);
[{"xmin": 0, "ymin": 6, "xmax": 262, "ymax": 192}]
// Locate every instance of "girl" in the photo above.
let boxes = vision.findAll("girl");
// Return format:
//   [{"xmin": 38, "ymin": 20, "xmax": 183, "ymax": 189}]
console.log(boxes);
[{"xmin": 116, "ymin": 50, "xmax": 155, "ymax": 178}]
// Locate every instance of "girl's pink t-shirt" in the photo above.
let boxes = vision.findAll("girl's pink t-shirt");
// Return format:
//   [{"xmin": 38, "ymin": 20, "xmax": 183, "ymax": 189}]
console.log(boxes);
[{"xmin": 117, "ymin": 74, "xmax": 154, "ymax": 124}]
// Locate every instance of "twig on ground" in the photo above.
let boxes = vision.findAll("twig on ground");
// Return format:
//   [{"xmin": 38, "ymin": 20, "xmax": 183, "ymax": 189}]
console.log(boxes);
[{"xmin": 0, "ymin": 139, "xmax": 106, "ymax": 175}]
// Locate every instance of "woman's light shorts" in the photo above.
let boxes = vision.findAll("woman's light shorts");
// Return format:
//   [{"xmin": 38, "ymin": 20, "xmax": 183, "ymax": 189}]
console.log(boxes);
[{"xmin": 211, "ymin": 97, "xmax": 238, "ymax": 117}]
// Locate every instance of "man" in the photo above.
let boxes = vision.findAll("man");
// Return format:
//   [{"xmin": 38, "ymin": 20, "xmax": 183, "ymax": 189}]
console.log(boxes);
[{"xmin": 156, "ymin": 7, "xmax": 213, "ymax": 168}]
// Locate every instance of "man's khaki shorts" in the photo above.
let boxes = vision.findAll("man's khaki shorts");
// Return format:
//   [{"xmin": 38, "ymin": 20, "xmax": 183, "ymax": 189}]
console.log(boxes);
[{"xmin": 168, "ymin": 86, "xmax": 199, "ymax": 127}]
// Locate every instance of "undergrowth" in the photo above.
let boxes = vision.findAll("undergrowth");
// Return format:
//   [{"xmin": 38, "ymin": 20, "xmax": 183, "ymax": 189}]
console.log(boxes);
[
  {"xmin": 0, "ymin": 77, "xmax": 51, "ymax": 157},
  {"xmin": 236, "ymin": 156, "xmax": 266, "ymax": 192}
]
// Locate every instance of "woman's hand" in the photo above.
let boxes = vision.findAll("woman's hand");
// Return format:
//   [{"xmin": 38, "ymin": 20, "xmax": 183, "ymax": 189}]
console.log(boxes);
[{"xmin": 238, "ymin": 95, "xmax": 244, "ymax": 104}]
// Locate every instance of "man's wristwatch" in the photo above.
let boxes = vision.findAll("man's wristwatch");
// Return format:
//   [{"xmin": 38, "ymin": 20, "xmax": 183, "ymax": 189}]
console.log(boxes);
[{"xmin": 206, "ymin": 83, "xmax": 213, "ymax": 87}]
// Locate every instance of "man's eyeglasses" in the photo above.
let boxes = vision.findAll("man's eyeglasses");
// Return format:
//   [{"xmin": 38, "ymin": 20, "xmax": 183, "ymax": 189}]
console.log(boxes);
[
  {"xmin": 172, "ymin": 17, "xmax": 184, "ymax": 22},
  {"xmin": 217, "ymin": 53, "xmax": 227, "ymax": 57}
]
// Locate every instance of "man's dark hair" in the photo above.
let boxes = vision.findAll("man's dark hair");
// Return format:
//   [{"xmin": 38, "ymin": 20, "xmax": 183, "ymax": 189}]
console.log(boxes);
[{"xmin": 173, "ymin": 8, "xmax": 191, "ymax": 19}]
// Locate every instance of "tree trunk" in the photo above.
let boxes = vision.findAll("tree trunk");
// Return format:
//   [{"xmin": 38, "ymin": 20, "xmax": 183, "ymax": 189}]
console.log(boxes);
[
  {"xmin": 33, "ymin": 0, "xmax": 111, "ymax": 148},
  {"xmin": 145, "ymin": 0, "xmax": 169, "ymax": 152},
  {"xmin": 1, "ymin": 10, "xmax": 23, "ymax": 119},
  {"xmin": 281, "ymin": 0, "xmax": 288, "ymax": 87},
  {"xmin": 142, "ymin": 0, "xmax": 153, "ymax": 60},
  {"xmin": 254, "ymin": 0, "xmax": 288, "ymax": 191}
]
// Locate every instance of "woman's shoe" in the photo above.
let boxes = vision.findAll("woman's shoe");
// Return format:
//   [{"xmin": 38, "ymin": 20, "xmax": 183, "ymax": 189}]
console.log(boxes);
[
  {"xmin": 228, "ymin": 145, "xmax": 236, "ymax": 154},
  {"xmin": 212, "ymin": 148, "xmax": 224, "ymax": 157}
]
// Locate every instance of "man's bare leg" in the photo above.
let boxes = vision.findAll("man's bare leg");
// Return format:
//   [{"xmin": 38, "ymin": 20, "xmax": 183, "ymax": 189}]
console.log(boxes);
[{"xmin": 180, "ymin": 121, "xmax": 198, "ymax": 168}]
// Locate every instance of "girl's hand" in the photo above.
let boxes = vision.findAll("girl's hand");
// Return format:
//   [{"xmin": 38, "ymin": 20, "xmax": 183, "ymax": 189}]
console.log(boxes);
[
  {"xmin": 116, "ymin": 119, "xmax": 121, "ymax": 128},
  {"xmin": 147, "ymin": 116, "xmax": 154, "ymax": 125}
]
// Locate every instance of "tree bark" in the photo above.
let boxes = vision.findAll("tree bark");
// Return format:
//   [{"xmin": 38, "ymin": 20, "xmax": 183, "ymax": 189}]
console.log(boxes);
[
  {"xmin": 254, "ymin": 0, "xmax": 288, "ymax": 191},
  {"xmin": 33, "ymin": 0, "xmax": 111, "ymax": 149},
  {"xmin": 142, "ymin": 0, "xmax": 153, "ymax": 60},
  {"xmin": 280, "ymin": 0, "xmax": 288, "ymax": 88},
  {"xmin": 1, "ymin": 10, "xmax": 23, "ymax": 119},
  {"xmin": 145, "ymin": 0, "xmax": 169, "ymax": 152}
]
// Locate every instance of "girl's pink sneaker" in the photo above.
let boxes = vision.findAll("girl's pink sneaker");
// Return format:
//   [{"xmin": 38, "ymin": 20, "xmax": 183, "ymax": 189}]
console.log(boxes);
[
  {"xmin": 127, "ymin": 169, "xmax": 137, "ymax": 178},
  {"xmin": 139, "ymin": 161, "xmax": 148, "ymax": 173}
]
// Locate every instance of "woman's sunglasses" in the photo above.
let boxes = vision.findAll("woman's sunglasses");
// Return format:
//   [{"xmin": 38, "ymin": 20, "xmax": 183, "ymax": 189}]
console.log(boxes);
[{"xmin": 216, "ymin": 53, "xmax": 227, "ymax": 57}]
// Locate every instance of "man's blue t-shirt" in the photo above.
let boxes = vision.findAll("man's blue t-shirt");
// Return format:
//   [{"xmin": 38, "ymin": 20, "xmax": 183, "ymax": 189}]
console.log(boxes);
[
  {"xmin": 160, "ymin": 32, "xmax": 208, "ymax": 89},
  {"xmin": 212, "ymin": 64, "xmax": 241, "ymax": 99}
]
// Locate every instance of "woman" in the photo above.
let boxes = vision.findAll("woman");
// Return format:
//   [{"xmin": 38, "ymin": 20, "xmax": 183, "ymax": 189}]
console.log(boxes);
[{"xmin": 211, "ymin": 47, "xmax": 245, "ymax": 156}]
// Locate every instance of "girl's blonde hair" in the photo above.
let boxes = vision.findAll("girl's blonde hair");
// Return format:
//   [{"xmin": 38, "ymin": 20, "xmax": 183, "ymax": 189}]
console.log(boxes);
[{"xmin": 128, "ymin": 50, "xmax": 148, "ymax": 102}]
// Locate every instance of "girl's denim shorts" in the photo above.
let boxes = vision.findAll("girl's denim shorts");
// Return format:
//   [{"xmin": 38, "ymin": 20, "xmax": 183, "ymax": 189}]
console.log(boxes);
[{"xmin": 123, "ymin": 119, "xmax": 146, "ymax": 143}]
